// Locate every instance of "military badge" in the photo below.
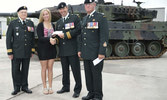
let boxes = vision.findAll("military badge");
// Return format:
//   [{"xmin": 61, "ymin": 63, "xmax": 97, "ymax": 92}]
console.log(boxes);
[
  {"xmin": 87, "ymin": 22, "xmax": 98, "ymax": 29},
  {"xmin": 16, "ymin": 32, "xmax": 19, "ymax": 36},
  {"xmin": 27, "ymin": 26, "xmax": 34, "ymax": 32},
  {"xmin": 65, "ymin": 22, "xmax": 75, "ymax": 29},
  {"xmin": 103, "ymin": 42, "xmax": 107, "ymax": 47},
  {"xmin": 15, "ymin": 27, "xmax": 19, "ymax": 32}
]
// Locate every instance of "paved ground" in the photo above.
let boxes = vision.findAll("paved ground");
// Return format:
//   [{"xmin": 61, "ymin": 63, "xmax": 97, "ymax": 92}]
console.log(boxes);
[{"xmin": 1, "ymin": 36, "xmax": 167, "ymax": 100}]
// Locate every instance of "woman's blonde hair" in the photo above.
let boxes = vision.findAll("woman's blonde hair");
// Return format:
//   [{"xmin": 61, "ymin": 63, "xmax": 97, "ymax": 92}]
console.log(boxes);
[{"xmin": 39, "ymin": 9, "xmax": 52, "ymax": 23}]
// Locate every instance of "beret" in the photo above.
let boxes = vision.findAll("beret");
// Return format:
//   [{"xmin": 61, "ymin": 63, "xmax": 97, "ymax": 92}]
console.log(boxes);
[
  {"xmin": 57, "ymin": 2, "xmax": 67, "ymax": 10},
  {"xmin": 84, "ymin": 0, "xmax": 95, "ymax": 4},
  {"xmin": 17, "ymin": 6, "xmax": 27, "ymax": 12}
]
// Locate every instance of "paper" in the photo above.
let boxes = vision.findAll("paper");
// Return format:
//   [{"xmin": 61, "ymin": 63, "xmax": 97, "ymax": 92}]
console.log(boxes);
[
  {"xmin": 52, "ymin": 31, "xmax": 63, "ymax": 35},
  {"xmin": 93, "ymin": 58, "xmax": 103, "ymax": 66}
]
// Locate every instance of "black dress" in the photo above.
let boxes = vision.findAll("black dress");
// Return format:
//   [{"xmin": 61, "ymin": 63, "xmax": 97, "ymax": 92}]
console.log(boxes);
[{"xmin": 36, "ymin": 22, "xmax": 56, "ymax": 60}]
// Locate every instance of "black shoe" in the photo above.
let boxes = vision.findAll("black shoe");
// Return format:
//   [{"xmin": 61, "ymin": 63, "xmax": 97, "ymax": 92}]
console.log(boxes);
[
  {"xmin": 82, "ymin": 94, "xmax": 94, "ymax": 100},
  {"xmin": 22, "ymin": 88, "xmax": 32, "ymax": 94},
  {"xmin": 92, "ymin": 98, "xmax": 102, "ymax": 100},
  {"xmin": 11, "ymin": 89, "xmax": 20, "ymax": 95},
  {"xmin": 57, "ymin": 89, "xmax": 69, "ymax": 94},
  {"xmin": 73, "ymin": 92, "xmax": 80, "ymax": 98}
]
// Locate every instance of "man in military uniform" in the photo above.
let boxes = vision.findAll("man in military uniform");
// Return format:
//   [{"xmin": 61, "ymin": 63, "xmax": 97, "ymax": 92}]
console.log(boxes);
[
  {"xmin": 78, "ymin": 0, "xmax": 109, "ymax": 100},
  {"xmin": 6, "ymin": 6, "xmax": 35, "ymax": 95},
  {"xmin": 55, "ymin": 2, "xmax": 82, "ymax": 98}
]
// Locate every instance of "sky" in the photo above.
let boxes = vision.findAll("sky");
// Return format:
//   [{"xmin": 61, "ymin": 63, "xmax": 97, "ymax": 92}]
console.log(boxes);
[{"xmin": 0, "ymin": 0, "xmax": 166, "ymax": 13}]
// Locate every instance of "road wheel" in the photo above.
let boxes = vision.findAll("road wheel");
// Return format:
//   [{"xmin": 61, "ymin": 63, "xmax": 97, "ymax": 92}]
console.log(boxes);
[
  {"xmin": 131, "ymin": 42, "xmax": 145, "ymax": 56},
  {"xmin": 146, "ymin": 41, "xmax": 161, "ymax": 56},
  {"xmin": 114, "ymin": 41, "xmax": 129, "ymax": 57},
  {"xmin": 106, "ymin": 44, "xmax": 112, "ymax": 57}
]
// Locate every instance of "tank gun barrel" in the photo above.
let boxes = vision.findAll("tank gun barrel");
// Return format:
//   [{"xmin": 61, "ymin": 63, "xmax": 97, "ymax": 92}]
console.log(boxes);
[
  {"xmin": 0, "ymin": 12, "xmax": 40, "ymax": 18},
  {"xmin": 0, "ymin": 11, "xmax": 61, "ymax": 22},
  {"xmin": 0, "ymin": 13, "xmax": 18, "ymax": 17}
]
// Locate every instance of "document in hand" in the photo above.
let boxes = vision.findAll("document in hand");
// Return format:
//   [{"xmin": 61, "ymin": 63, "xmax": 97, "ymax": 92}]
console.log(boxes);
[
  {"xmin": 52, "ymin": 31, "xmax": 63, "ymax": 35},
  {"xmin": 93, "ymin": 58, "xmax": 103, "ymax": 66}
]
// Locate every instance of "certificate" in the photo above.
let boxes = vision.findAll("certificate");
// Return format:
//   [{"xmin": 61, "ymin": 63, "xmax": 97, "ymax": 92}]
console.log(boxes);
[
  {"xmin": 93, "ymin": 58, "xmax": 103, "ymax": 66},
  {"xmin": 52, "ymin": 31, "xmax": 63, "ymax": 35}
]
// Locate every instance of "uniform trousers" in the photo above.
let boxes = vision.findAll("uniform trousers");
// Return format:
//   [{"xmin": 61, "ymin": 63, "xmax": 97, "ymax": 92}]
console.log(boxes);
[
  {"xmin": 83, "ymin": 60, "xmax": 103, "ymax": 99},
  {"xmin": 12, "ymin": 58, "xmax": 30, "ymax": 90},
  {"xmin": 60, "ymin": 54, "xmax": 82, "ymax": 93}
]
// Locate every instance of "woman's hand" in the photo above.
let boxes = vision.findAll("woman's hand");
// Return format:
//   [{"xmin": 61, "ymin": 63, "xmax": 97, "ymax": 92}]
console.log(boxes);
[{"xmin": 50, "ymin": 38, "xmax": 56, "ymax": 45}]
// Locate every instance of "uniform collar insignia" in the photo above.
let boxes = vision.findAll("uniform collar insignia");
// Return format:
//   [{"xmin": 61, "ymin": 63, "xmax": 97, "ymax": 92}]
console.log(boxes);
[{"xmin": 103, "ymin": 42, "xmax": 107, "ymax": 47}]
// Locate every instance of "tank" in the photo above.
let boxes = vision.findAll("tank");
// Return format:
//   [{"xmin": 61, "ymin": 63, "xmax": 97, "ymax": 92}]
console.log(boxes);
[{"xmin": 0, "ymin": 0, "xmax": 167, "ymax": 59}]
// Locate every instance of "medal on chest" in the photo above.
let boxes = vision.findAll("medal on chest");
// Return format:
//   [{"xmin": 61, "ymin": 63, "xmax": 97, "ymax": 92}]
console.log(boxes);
[
  {"xmin": 87, "ymin": 22, "xmax": 98, "ymax": 29},
  {"xmin": 65, "ymin": 22, "xmax": 75, "ymax": 29}
]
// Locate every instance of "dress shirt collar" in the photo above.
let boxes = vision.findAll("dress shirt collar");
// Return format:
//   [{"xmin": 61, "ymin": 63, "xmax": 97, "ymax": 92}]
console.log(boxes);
[
  {"xmin": 19, "ymin": 17, "xmax": 26, "ymax": 24},
  {"xmin": 62, "ymin": 13, "xmax": 69, "ymax": 20},
  {"xmin": 88, "ymin": 10, "xmax": 96, "ymax": 18}
]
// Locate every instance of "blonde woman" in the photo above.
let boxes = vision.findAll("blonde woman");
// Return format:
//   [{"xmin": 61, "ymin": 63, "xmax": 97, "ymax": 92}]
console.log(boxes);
[{"xmin": 36, "ymin": 9, "xmax": 57, "ymax": 94}]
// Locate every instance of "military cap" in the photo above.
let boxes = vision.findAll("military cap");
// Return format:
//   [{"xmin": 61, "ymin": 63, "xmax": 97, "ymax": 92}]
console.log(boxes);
[
  {"xmin": 84, "ymin": 0, "xmax": 95, "ymax": 4},
  {"xmin": 57, "ymin": 2, "xmax": 67, "ymax": 10},
  {"xmin": 17, "ymin": 6, "xmax": 27, "ymax": 12}
]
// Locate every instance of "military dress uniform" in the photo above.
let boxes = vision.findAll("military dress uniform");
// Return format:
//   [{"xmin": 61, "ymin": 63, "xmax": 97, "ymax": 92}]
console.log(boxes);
[
  {"xmin": 56, "ymin": 13, "xmax": 82, "ymax": 94},
  {"xmin": 6, "ymin": 18, "xmax": 35, "ymax": 92},
  {"xmin": 78, "ymin": 10, "xmax": 109, "ymax": 100}
]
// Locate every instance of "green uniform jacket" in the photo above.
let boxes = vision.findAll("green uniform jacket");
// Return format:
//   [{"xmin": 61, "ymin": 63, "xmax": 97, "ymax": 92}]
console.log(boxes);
[
  {"xmin": 6, "ymin": 18, "xmax": 35, "ymax": 58},
  {"xmin": 56, "ymin": 14, "xmax": 81, "ymax": 56},
  {"xmin": 78, "ymin": 11, "xmax": 109, "ymax": 60}
]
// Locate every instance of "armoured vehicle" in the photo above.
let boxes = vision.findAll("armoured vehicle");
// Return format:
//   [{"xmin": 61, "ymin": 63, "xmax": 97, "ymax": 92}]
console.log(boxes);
[{"xmin": 1, "ymin": 0, "xmax": 167, "ymax": 59}]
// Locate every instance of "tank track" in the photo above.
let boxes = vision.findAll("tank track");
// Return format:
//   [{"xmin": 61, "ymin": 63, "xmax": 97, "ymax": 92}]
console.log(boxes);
[
  {"xmin": 105, "ymin": 48, "xmax": 167, "ymax": 60},
  {"xmin": 53, "ymin": 48, "xmax": 167, "ymax": 61}
]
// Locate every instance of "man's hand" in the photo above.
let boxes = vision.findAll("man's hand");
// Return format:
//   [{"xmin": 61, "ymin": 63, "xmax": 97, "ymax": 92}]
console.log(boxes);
[
  {"xmin": 98, "ymin": 54, "xmax": 105, "ymax": 59},
  {"xmin": 78, "ymin": 52, "xmax": 81, "ymax": 58},
  {"xmin": 8, "ymin": 55, "xmax": 13, "ymax": 60},
  {"xmin": 50, "ymin": 38, "xmax": 56, "ymax": 45},
  {"xmin": 58, "ymin": 33, "xmax": 64, "ymax": 39}
]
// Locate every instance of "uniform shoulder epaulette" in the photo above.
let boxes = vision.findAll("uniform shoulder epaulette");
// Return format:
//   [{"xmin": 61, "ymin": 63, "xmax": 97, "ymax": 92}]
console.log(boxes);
[
  {"xmin": 98, "ymin": 12, "xmax": 106, "ymax": 18},
  {"xmin": 75, "ymin": 14, "xmax": 80, "ymax": 18},
  {"xmin": 10, "ymin": 19, "xmax": 17, "ymax": 24},
  {"xmin": 70, "ymin": 13, "xmax": 77, "ymax": 17},
  {"xmin": 12, "ymin": 19, "xmax": 18, "ymax": 22},
  {"xmin": 26, "ymin": 19, "xmax": 34, "ymax": 23}
]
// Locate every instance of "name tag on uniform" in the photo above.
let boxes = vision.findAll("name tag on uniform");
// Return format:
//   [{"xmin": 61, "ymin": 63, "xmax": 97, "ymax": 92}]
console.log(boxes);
[
  {"xmin": 27, "ymin": 26, "xmax": 34, "ymax": 32},
  {"xmin": 87, "ymin": 22, "xmax": 98, "ymax": 29},
  {"xmin": 15, "ymin": 27, "xmax": 19, "ymax": 36},
  {"xmin": 65, "ymin": 22, "xmax": 75, "ymax": 29},
  {"xmin": 15, "ymin": 27, "xmax": 19, "ymax": 31}
]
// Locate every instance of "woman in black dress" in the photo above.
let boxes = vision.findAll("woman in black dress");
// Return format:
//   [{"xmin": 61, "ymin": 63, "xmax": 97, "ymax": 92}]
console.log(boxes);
[{"xmin": 37, "ymin": 9, "xmax": 57, "ymax": 94}]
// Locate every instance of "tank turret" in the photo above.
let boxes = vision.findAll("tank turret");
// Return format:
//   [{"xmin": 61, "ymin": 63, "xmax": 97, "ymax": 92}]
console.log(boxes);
[{"xmin": 96, "ymin": 4, "xmax": 157, "ymax": 21}]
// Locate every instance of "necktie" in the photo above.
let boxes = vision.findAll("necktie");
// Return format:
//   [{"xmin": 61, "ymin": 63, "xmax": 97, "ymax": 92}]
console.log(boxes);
[
  {"xmin": 86, "ymin": 15, "xmax": 90, "ymax": 21},
  {"xmin": 63, "ymin": 18, "xmax": 65, "ymax": 22},
  {"xmin": 23, "ymin": 21, "xmax": 26, "ymax": 25}
]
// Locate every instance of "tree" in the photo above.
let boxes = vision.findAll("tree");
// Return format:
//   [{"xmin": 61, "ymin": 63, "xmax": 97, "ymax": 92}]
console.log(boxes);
[{"xmin": 7, "ymin": 17, "xmax": 17, "ymax": 25}]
